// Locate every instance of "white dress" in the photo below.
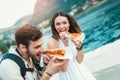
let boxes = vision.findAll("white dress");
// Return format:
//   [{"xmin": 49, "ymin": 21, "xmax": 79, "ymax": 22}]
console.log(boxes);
[{"xmin": 50, "ymin": 39, "xmax": 96, "ymax": 80}]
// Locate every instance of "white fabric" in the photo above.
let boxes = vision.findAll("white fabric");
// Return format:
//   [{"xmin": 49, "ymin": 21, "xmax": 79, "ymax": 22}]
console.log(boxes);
[
  {"xmin": 0, "ymin": 49, "xmax": 40, "ymax": 80},
  {"xmin": 50, "ymin": 39, "xmax": 96, "ymax": 80}
]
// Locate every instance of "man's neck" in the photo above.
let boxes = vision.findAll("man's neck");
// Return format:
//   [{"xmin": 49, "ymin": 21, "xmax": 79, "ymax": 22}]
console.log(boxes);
[{"xmin": 16, "ymin": 48, "xmax": 31, "ymax": 64}]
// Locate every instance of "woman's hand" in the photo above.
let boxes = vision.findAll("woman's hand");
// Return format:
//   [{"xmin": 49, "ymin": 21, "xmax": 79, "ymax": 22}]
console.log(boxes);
[
  {"xmin": 72, "ymin": 39, "xmax": 82, "ymax": 49},
  {"xmin": 59, "ymin": 32, "xmax": 69, "ymax": 46}
]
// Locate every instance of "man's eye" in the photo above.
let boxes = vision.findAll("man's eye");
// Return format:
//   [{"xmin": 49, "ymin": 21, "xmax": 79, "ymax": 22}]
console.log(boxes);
[{"xmin": 35, "ymin": 45, "xmax": 41, "ymax": 49}]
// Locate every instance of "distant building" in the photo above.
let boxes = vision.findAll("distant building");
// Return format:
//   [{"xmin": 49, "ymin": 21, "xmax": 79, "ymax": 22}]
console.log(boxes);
[{"xmin": 0, "ymin": 34, "xmax": 3, "ymax": 40}]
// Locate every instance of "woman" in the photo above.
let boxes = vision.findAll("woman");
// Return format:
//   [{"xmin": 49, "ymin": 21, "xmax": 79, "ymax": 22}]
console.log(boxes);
[{"xmin": 47, "ymin": 12, "xmax": 96, "ymax": 80}]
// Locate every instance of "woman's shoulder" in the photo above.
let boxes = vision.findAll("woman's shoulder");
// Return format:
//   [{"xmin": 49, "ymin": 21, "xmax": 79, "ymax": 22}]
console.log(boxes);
[
  {"xmin": 48, "ymin": 38, "xmax": 56, "ymax": 43},
  {"xmin": 47, "ymin": 38, "xmax": 59, "ymax": 49}
]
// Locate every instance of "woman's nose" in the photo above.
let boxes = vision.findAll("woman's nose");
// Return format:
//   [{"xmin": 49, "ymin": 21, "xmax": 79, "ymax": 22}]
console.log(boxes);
[
  {"xmin": 60, "ymin": 24, "xmax": 64, "ymax": 28},
  {"xmin": 60, "ymin": 25, "xmax": 65, "ymax": 30}
]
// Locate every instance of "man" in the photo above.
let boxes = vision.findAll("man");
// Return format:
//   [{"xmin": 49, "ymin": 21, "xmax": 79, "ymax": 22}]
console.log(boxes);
[{"xmin": 0, "ymin": 24, "xmax": 66, "ymax": 80}]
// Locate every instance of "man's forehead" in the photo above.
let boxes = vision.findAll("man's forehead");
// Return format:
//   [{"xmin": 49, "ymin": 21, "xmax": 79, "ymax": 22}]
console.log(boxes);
[{"xmin": 29, "ymin": 38, "xmax": 43, "ymax": 46}]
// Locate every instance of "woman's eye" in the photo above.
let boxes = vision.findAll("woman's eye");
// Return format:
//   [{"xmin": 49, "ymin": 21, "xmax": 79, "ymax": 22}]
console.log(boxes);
[
  {"xmin": 56, "ymin": 23, "xmax": 60, "ymax": 26},
  {"xmin": 63, "ymin": 21, "xmax": 67, "ymax": 24}
]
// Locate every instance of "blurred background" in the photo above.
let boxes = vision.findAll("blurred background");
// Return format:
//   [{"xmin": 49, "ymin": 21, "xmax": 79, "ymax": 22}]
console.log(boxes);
[{"xmin": 0, "ymin": 0, "xmax": 120, "ymax": 80}]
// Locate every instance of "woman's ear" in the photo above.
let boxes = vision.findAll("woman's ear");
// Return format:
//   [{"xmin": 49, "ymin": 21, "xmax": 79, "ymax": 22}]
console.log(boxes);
[{"xmin": 19, "ymin": 44, "xmax": 27, "ymax": 53}]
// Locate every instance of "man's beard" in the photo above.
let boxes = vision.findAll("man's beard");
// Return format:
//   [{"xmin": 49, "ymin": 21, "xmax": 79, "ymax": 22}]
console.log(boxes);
[
  {"xmin": 26, "ymin": 50, "xmax": 40, "ymax": 63},
  {"xmin": 26, "ymin": 49, "xmax": 43, "ymax": 71}
]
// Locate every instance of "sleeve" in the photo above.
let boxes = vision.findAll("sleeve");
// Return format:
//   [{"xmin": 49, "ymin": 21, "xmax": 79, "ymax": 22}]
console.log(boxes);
[{"xmin": 0, "ymin": 59, "xmax": 24, "ymax": 80}]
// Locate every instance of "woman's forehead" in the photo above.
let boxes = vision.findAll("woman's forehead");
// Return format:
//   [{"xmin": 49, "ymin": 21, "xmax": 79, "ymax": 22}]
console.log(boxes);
[{"xmin": 55, "ymin": 16, "xmax": 68, "ymax": 22}]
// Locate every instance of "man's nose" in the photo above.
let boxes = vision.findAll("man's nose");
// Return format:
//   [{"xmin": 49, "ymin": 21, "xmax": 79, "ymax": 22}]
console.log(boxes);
[{"xmin": 39, "ymin": 46, "xmax": 44, "ymax": 52}]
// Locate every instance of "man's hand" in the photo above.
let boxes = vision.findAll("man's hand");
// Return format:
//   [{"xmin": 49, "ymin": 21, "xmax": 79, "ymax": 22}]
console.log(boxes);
[
  {"xmin": 43, "ymin": 55, "xmax": 52, "ymax": 66},
  {"xmin": 45, "ymin": 57, "xmax": 67, "ymax": 76}
]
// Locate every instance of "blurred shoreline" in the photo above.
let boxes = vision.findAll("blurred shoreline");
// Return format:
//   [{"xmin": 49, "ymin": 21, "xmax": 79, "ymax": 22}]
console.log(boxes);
[{"xmin": 83, "ymin": 39, "xmax": 120, "ymax": 73}]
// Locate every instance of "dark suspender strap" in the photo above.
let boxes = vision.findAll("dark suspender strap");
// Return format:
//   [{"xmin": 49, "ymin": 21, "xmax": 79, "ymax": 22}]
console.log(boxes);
[
  {"xmin": 16, "ymin": 48, "xmax": 43, "ymax": 72},
  {"xmin": 32, "ymin": 58, "xmax": 43, "ymax": 76},
  {"xmin": 0, "ymin": 53, "xmax": 44, "ymax": 78},
  {"xmin": 0, "ymin": 53, "xmax": 26, "ymax": 79}
]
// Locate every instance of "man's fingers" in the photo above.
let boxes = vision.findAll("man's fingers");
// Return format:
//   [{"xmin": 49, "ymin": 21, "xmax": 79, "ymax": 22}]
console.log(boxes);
[
  {"xmin": 54, "ymin": 59, "xmax": 67, "ymax": 67},
  {"xmin": 43, "ymin": 55, "xmax": 52, "ymax": 63},
  {"xmin": 48, "ymin": 56, "xmax": 56, "ymax": 64},
  {"xmin": 49, "ymin": 57, "xmax": 66, "ymax": 66},
  {"xmin": 44, "ymin": 55, "xmax": 51, "ymax": 60}
]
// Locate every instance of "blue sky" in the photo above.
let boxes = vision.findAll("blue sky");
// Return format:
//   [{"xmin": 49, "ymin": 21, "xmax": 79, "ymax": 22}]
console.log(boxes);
[{"xmin": 0, "ymin": 0, "xmax": 36, "ymax": 29}]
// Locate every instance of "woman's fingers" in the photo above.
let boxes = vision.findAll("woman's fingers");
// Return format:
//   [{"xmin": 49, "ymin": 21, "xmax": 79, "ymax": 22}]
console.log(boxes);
[
  {"xmin": 72, "ymin": 39, "xmax": 82, "ymax": 48},
  {"xmin": 59, "ymin": 33, "xmax": 69, "ymax": 46}
]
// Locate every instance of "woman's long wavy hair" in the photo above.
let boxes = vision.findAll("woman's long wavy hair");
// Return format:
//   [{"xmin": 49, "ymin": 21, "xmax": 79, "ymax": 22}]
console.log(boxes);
[{"xmin": 51, "ymin": 11, "xmax": 82, "ymax": 40}]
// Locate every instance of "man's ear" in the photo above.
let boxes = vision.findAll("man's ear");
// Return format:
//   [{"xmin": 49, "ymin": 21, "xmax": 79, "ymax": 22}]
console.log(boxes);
[{"xmin": 19, "ymin": 44, "xmax": 27, "ymax": 53}]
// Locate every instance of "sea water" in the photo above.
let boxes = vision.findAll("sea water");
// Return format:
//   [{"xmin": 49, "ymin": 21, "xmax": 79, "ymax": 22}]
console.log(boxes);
[{"xmin": 43, "ymin": 0, "xmax": 120, "ymax": 53}]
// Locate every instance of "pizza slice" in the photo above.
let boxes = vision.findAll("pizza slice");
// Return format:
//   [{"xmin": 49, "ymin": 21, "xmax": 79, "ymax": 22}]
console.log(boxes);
[
  {"xmin": 70, "ymin": 33, "xmax": 81, "ymax": 40},
  {"xmin": 43, "ymin": 48, "xmax": 66, "ymax": 59},
  {"xmin": 70, "ymin": 33, "xmax": 85, "ymax": 42}
]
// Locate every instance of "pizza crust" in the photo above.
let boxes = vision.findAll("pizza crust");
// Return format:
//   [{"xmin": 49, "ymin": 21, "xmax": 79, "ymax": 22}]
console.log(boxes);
[{"xmin": 43, "ymin": 48, "xmax": 66, "ymax": 59}]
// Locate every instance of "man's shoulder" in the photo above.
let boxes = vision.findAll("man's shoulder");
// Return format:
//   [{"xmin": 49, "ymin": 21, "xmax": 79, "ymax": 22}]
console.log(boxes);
[
  {"xmin": 0, "ymin": 53, "xmax": 24, "ymax": 69},
  {"xmin": 0, "ymin": 58, "xmax": 23, "ymax": 80},
  {"xmin": 0, "ymin": 57, "xmax": 20, "ymax": 67},
  {"xmin": 0, "ymin": 58, "xmax": 20, "ymax": 76},
  {"xmin": 0, "ymin": 53, "xmax": 27, "ymax": 79}
]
